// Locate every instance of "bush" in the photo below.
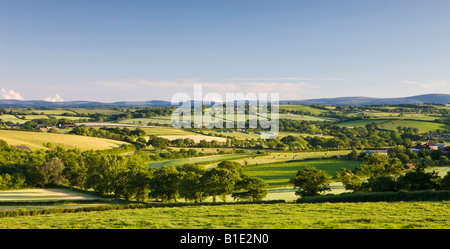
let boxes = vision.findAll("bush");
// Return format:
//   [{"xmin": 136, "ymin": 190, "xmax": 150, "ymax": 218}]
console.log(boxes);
[{"xmin": 296, "ymin": 190, "xmax": 450, "ymax": 203}]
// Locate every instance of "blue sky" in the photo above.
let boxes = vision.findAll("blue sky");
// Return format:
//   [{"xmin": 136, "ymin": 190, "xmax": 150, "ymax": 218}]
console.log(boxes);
[{"xmin": 0, "ymin": 0, "xmax": 449, "ymax": 102}]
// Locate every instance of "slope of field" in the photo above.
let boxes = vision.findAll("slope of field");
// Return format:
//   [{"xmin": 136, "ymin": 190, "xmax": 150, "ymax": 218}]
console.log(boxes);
[
  {"xmin": 0, "ymin": 115, "xmax": 28, "ymax": 124},
  {"xmin": 1, "ymin": 201, "xmax": 448, "ymax": 229},
  {"xmin": 336, "ymin": 119, "xmax": 450, "ymax": 132},
  {"xmin": 205, "ymin": 150, "xmax": 351, "ymax": 169},
  {"xmin": 244, "ymin": 158, "xmax": 360, "ymax": 187},
  {"xmin": 148, "ymin": 153, "xmax": 255, "ymax": 168},
  {"xmin": 379, "ymin": 120, "xmax": 450, "ymax": 133},
  {"xmin": 0, "ymin": 129, "xmax": 129, "ymax": 151},
  {"xmin": 279, "ymin": 105, "xmax": 329, "ymax": 115},
  {"xmin": 0, "ymin": 188, "xmax": 101, "ymax": 202}
]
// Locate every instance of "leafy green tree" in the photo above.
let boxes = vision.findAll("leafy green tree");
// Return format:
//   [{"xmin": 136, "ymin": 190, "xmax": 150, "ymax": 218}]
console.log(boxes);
[
  {"xmin": 40, "ymin": 157, "xmax": 66, "ymax": 186},
  {"xmin": 179, "ymin": 171, "xmax": 205, "ymax": 203},
  {"xmin": 397, "ymin": 170, "xmax": 442, "ymax": 191},
  {"xmin": 341, "ymin": 172, "xmax": 369, "ymax": 192},
  {"xmin": 369, "ymin": 176, "xmax": 397, "ymax": 192},
  {"xmin": 348, "ymin": 147, "xmax": 360, "ymax": 160},
  {"xmin": 149, "ymin": 166, "xmax": 182, "ymax": 202},
  {"xmin": 201, "ymin": 167, "xmax": 237, "ymax": 202},
  {"xmin": 232, "ymin": 176, "xmax": 268, "ymax": 201},
  {"xmin": 290, "ymin": 166, "xmax": 331, "ymax": 197},
  {"xmin": 332, "ymin": 168, "xmax": 353, "ymax": 181},
  {"xmin": 442, "ymin": 171, "xmax": 450, "ymax": 190},
  {"xmin": 430, "ymin": 150, "xmax": 444, "ymax": 161}
]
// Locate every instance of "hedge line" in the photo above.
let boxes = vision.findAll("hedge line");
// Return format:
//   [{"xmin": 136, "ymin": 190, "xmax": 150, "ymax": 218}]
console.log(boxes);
[
  {"xmin": 296, "ymin": 190, "xmax": 450, "ymax": 203},
  {"xmin": 0, "ymin": 199, "xmax": 285, "ymax": 218}
]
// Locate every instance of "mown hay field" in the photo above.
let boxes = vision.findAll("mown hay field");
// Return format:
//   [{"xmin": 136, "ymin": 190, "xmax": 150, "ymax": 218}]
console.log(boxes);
[{"xmin": 0, "ymin": 129, "xmax": 129, "ymax": 151}]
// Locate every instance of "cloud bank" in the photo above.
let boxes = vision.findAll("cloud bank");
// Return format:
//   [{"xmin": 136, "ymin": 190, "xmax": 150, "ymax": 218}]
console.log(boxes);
[{"xmin": 1, "ymin": 88, "xmax": 24, "ymax": 100}]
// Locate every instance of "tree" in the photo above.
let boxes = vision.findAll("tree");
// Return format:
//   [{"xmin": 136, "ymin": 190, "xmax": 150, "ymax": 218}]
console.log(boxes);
[
  {"xmin": 201, "ymin": 167, "xmax": 237, "ymax": 202},
  {"xmin": 369, "ymin": 176, "xmax": 397, "ymax": 192},
  {"xmin": 149, "ymin": 166, "xmax": 182, "ymax": 202},
  {"xmin": 348, "ymin": 147, "xmax": 359, "ymax": 160},
  {"xmin": 442, "ymin": 171, "xmax": 450, "ymax": 190},
  {"xmin": 179, "ymin": 171, "xmax": 205, "ymax": 203},
  {"xmin": 290, "ymin": 166, "xmax": 330, "ymax": 197},
  {"xmin": 397, "ymin": 169, "xmax": 442, "ymax": 191},
  {"xmin": 430, "ymin": 150, "xmax": 444, "ymax": 161},
  {"xmin": 232, "ymin": 176, "xmax": 268, "ymax": 201},
  {"xmin": 40, "ymin": 157, "xmax": 66, "ymax": 186},
  {"xmin": 341, "ymin": 172, "xmax": 369, "ymax": 193}
]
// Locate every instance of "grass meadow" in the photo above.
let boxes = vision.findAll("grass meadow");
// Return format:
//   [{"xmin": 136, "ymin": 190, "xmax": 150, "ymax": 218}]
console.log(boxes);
[
  {"xmin": 243, "ymin": 158, "xmax": 360, "ymax": 187},
  {"xmin": 0, "ymin": 201, "xmax": 448, "ymax": 229},
  {"xmin": 336, "ymin": 119, "xmax": 450, "ymax": 132}
]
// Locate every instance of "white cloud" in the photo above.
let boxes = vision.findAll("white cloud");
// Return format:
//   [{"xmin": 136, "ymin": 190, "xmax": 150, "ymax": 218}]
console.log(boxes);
[
  {"xmin": 43, "ymin": 94, "xmax": 64, "ymax": 102},
  {"xmin": 1, "ymin": 88, "xmax": 24, "ymax": 100},
  {"xmin": 400, "ymin": 80, "xmax": 447, "ymax": 89}
]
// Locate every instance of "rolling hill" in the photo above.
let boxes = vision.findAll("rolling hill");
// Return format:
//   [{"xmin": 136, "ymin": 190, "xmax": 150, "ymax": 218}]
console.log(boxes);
[{"xmin": 0, "ymin": 94, "xmax": 448, "ymax": 108}]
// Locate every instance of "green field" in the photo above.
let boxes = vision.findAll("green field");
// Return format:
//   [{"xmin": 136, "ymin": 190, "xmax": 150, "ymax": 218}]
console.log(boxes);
[
  {"xmin": 205, "ymin": 150, "xmax": 351, "ymax": 169},
  {"xmin": 0, "ymin": 201, "xmax": 448, "ymax": 229},
  {"xmin": 0, "ymin": 129, "xmax": 129, "ymax": 151},
  {"xmin": 0, "ymin": 115, "xmax": 28, "ymax": 124},
  {"xmin": 148, "ymin": 153, "xmax": 255, "ymax": 168},
  {"xmin": 244, "ymin": 158, "xmax": 360, "ymax": 187},
  {"xmin": 277, "ymin": 113, "xmax": 336, "ymax": 122},
  {"xmin": 336, "ymin": 119, "xmax": 450, "ymax": 132},
  {"xmin": 379, "ymin": 120, "xmax": 450, "ymax": 132},
  {"xmin": 279, "ymin": 105, "xmax": 329, "ymax": 115}
]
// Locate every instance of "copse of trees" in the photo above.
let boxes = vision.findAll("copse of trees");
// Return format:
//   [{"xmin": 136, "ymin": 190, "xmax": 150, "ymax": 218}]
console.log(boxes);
[{"xmin": 334, "ymin": 149, "xmax": 450, "ymax": 194}]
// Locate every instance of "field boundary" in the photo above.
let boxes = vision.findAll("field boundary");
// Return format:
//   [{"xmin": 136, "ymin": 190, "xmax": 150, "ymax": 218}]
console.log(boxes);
[
  {"xmin": 0, "ymin": 199, "xmax": 286, "ymax": 218},
  {"xmin": 296, "ymin": 190, "xmax": 450, "ymax": 203}
]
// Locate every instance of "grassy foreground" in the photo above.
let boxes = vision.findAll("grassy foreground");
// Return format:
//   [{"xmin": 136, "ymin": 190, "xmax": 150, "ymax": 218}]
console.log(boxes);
[{"xmin": 0, "ymin": 201, "xmax": 449, "ymax": 229}]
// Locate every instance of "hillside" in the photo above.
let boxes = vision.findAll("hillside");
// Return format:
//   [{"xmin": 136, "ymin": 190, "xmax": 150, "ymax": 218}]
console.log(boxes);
[
  {"xmin": 0, "ymin": 94, "xmax": 448, "ymax": 107},
  {"xmin": 281, "ymin": 94, "xmax": 450, "ymax": 106},
  {"xmin": 0, "ymin": 129, "xmax": 129, "ymax": 151}
]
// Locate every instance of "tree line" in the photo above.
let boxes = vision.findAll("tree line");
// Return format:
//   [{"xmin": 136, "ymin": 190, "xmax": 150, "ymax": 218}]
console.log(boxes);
[
  {"xmin": 290, "ymin": 148, "xmax": 450, "ymax": 197},
  {"xmin": 0, "ymin": 141, "xmax": 267, "ymax": 202}
]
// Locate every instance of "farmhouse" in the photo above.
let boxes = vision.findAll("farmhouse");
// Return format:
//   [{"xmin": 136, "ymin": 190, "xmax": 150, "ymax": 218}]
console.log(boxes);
[
  {"xmin": 413, "ymin": 141, "xmax": 439, "ymax": 151},
  {"xmin": 404, "ymin": 163, "xmax": 415, "ymax": 170}
]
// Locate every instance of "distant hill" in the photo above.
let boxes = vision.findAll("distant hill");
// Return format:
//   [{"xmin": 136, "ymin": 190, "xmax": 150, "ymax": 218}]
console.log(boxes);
[
  {"xmin": 0, "ymin": 99, "xmax": 172, "ymax": 108},
  {"xmin": 0, "ymin": 94, "xmax": 448, "ymax": 108},
  {"xmin": 280, "ymin": 94, "xmax": 450, "ymax": 106}
]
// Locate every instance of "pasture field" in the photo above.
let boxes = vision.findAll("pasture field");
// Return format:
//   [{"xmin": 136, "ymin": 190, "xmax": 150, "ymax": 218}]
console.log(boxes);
[
  {"xmin": 336, "ymin": 119, "xmax": 450, "ymax": 132},
  {"xmin": 243, "ymin": 158, "xmax": 360, "ymax": 187},
  {"xmin": 204, "ymin": 130, "xmax": 333, "ymax": 140},
  {"xmin": 279, "ymin": 105, "xmax": 329, "ymax": 115},
  {"xmin": 205, "ymin": 150, "xmax": 351, "ymax": 169},
  {"xmin": 120, "ymin": 117, "xmax": 172, "ymax": 125},
  {"xmin": 335, "ymin": 119, "xmax": 390, "ymax": 128},
  {"xmin": 33, "ymin": 109, "xmax": 78, "ymax": 115},
  {"xmin": 21, "ymin": 115, "xmax": 49, "ymax": 120},
  {"xmin": 0, "ymin": 115, "xmax": 28, "ymax": 124},
  {"xmin": 378, "ymin": 120, "xmax": 450, "ymax": 133},
  {"xmin": 0, "ymin": 129, "xmax": 129, "ymax": 151},
  {"xmin": 0, "ymin": 201, "xmax": 448, "ymax": 229},
  {"xmin": 148, "ymin": 153, "xmax": 256, "ymax": 169},
  {"xmin": 277, "ymin": 113, "xmax": 336, "ymax": 122},
  {"xmin": 70, "ymin": 109, "xmax": 126, "ymax": 115}
]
